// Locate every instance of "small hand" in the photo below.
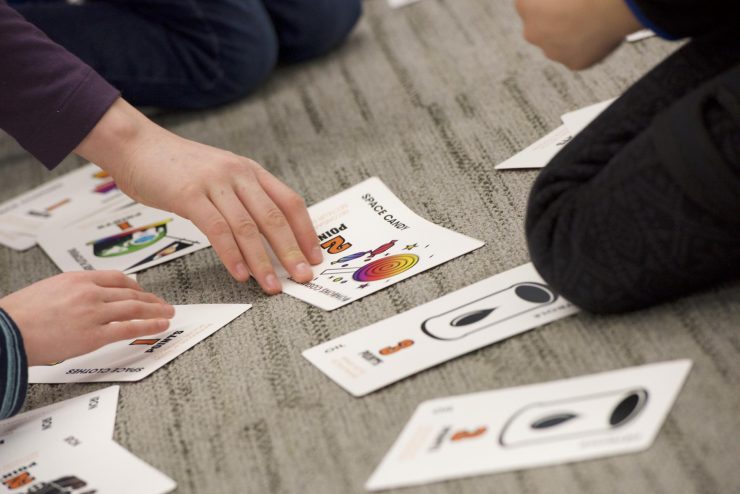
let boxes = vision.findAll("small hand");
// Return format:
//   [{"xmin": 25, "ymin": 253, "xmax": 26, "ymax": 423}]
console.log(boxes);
[
  {"xmin": 515, "ymin": 0, "xmax": 642, "ymax": 70},
  {"xmin": 75, "ymin": 99, "xmax": 323, "ymax": 294},
  {"xmin": 0, "ymin": 271, "xmax": 175, "ymax": 366}
]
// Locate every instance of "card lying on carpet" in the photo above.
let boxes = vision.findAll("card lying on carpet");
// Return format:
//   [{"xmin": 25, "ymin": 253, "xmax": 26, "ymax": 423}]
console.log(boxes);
[
  {"xmin": 0, "ymin": 434, "xmax": 176, "ymax": 494},
  {"xmin": 278, "ymin": 177, "xmax": 484, "ymax": 310},
  {"xmin": 0, "ymin": 386, "xmax": 120, "ymax": 449},
  {"xmin": 366, "ymin": 360, "xmax": 692, "ymax": 491},
  {"xmin": 303, "ymin": 263, "xmax": 578, "ymax": 396},
  {"xmin": 495, "ymin": 125, "xmax": 573, "ymax": 170},
  {"xmin": 29, "ymin": 304, "xmax": 250, "ymax": 383},
  {"xmin": 0, "ymin": 163, "xmax": 129, "ymax": 251},
  {"xmin": 39, "ymin": 202, "xmax": 210, "ymax": 274},
  {"xmin": 560, "ymin": 98, "xmax": 615, "ymax": 136}
]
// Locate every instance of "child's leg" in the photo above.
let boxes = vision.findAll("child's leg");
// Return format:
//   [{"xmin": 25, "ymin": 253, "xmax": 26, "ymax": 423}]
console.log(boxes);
[
  {"xmin": 525, "ymin": 28, "xmax": 740, "ymax": 313},
  {"xmin": 12, "ymin": 0, "xmax": 280, "ymax": 108},
  {"xmin": 261, "ymin": 0, "xmax": 363, "ymax": 63}
]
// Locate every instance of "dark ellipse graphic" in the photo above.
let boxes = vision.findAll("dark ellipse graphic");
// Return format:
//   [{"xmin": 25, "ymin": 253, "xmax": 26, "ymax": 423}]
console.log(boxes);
[
  {"xmin": 515, "ymin": 283, "xmax": 554, "ymax": 303},
  {"xmin": 530, "ymin": 413, "xmax": 578, "ymax": 430},
  {"xmin": 450, "ymin": 308, "xmax": 497, "ymax": 327},
  {"xmin": 610, "ymin": 390, "xmax": 648, "ymax": 427}
]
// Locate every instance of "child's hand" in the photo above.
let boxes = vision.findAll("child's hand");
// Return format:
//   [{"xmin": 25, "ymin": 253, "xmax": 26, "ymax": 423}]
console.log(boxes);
[
  {"xmin": 515, "ymin": 0, "xmax": 642, "ymax": 69},
  {"xmin": 0, "ymin": 271, "xmax": 174, "ymax": 366}
]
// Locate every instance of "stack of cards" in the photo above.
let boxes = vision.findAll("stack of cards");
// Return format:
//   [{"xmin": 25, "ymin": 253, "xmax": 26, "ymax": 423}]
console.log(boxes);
[
  {"xmin": 0, "ymin": 387, "xmax": 176, "ymax": 494},
  {"xmin": 29, "ymin": 304, "xmax": 251, "ymax": 383},
  {"xmin": 276, "ymin": 177, "xmax": 484, "ymax": 310},
  {"xmin": 495, "ymin": 98, "xmax": 615, "ymax": 170},
  {"xmin": 304, "ymin": 263, "xmax": 578, "ymax": 396},
  {"xmin": 366, "ymin": 360, "xmax": 692, "ymax": 490},
  {"xmin": 0, "ymin": 163, "xmax": 130, "ymax": 251}
]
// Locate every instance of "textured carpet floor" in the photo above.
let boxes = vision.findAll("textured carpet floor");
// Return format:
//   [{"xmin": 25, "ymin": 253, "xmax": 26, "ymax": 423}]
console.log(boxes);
[{"xmin": 2, "ymin": 1, "xmax": 739, "ymax": 493}]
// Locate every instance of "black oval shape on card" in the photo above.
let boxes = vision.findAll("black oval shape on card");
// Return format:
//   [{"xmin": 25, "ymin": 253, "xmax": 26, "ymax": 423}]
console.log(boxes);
[
  {"xmin": 515, "ymin": 284, "xmax": 554, "ymax": 303},
  {"xmin": 530, "ymin": 413, "xmax": 578, "ymax": 429},
  {"xmin": 610, "ymin": 390, "xmax": 648, "ymax": 427},
  {"xmin": 450, "ymin": 308, "xmax": 497, "ymax": 327}
]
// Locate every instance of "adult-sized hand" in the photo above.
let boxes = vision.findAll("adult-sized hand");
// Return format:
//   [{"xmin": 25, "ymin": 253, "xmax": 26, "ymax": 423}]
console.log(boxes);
[
  {"xmin": 75, "ymin": 98, "xmax": 323, "ymax": 294},
  {"xmin": 515, "ymin": 0, "xmax": 642, "ymax": 70},
  {"xmin": 0, "ymin": 271, "xmax": 174, "ymax": 366}
]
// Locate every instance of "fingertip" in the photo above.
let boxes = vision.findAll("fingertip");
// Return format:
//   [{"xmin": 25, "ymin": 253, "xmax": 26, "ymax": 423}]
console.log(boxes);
[
  {"xmin": 292, "ymin": 262, "xmax": 314, "ymax": 283},
  {"xmin": 310, "ymin": 245, "xmax": 324, "ymax": 265},
  {"xmin": 164, "ymin": 304, "xmax": 176, "ymax": 318},
  {"xmin": 235, "ymin": 262, "xmax": 251, "ymax": 282},
  {"xmin": 156, "ymin": 318, "xmax": 170, "ymax": 331},
  {"xmin": 263, "ymin": 273, "xmax": 282, "ymax": 295}
]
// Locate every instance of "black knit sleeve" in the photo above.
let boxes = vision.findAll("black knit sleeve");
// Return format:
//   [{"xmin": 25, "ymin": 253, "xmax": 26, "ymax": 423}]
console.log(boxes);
[
  {"xmin": 525, "ymin": 33, "xmax": 740, "ymax": 314},
  {"xmin": 625, "ymin": 0, "xmax": 740, "ymax": 39},
  {"xmin": 0, "ymin": 309, "xmax": 28, "ymax": 419}
]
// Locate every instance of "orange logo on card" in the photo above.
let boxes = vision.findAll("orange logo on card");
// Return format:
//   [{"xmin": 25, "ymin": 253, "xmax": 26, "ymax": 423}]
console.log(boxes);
[
  {"xmin": 379, "ymin": 339, "xmax": 414, "ymax": 356},
  {"xmin": 130, "ymin": 339, "xmax": 160, "ymax": 346},
  {"xmin": 451, "ymin": 426, "xmax": 488, "ymax": 442},
  {"xmin": 3, "ymin": 472, "xmax": 33, "ymax": 489}
]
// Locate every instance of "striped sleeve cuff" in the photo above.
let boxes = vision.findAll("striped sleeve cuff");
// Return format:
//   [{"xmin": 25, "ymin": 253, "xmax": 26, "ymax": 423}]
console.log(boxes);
[{"xmin": 0, "ymin": 308, "xmax": 28, "ymax": 419}]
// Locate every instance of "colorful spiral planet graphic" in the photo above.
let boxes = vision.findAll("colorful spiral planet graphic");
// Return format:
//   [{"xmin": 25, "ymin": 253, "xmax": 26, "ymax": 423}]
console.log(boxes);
[{"xmin": 353, "ymin": 254, "xmax": 419, "ymax": 282}]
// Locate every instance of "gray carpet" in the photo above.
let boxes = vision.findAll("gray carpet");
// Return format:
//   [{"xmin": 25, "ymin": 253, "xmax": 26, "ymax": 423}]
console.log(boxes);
[{"xmin": 2, "ymin": 1, "xmax": 739, "ymax": 493}]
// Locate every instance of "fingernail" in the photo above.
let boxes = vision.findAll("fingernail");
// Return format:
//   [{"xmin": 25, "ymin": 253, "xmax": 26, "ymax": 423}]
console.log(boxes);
[
  {"xmin": 236, "ymin": 262, "xmax": 250, "ymax": 281},
  {"xmin": 265, "ymin": 273, "xmax": 281, "ymax": 293},
  {"xmin": 311, "ymin": 246, "xmax": 324, "ymax": 264},
  {"xmin": 295, "ymin": 262, "xmax": 313, "ymax": 280}
]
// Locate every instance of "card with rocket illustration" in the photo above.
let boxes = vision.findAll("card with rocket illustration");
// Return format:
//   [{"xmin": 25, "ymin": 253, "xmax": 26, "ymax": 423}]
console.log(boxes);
[
  {"xmin": 278, "ymin": 177, "xmax": 484, "ymax": 311},
  {"xmin": 0, "ymin": 386, "xmax": 120, "ymax": 451},
  {"xmin": 0, "ymin": 163, "xmax": 130, "ymax": 250},
  {"xmin": 29, "ymin": 304, "xmax": 250, "ymax": 383},
  {"xmin": 366, "ymin": 360, "xmax": 692, "ymax": 491},
  {"xmin": 38, "ymin": 202, "xmax": 210, "ymax": 274},
  {"xmin": 0, "ymin": 437, "xmax": 175, "ymax": 494},
  {"xmin": 303, "ymin": 263, "xmax": 579, "ymax": 396}
]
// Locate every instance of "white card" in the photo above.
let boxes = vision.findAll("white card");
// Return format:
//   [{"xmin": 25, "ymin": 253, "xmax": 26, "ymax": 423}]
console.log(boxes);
[
  {"xmin": 29, "ymin": 304, "xmax": 250, "ymax": 383},
  {"xmin": 38, "ymin": 202, "xmax": 210, "ymax": 274},
  {"xmin": 0, "ymin": 439, "xmax": 175, "ymax": 494},
  {"xmin": 279, "ymin": 177, "xmax": 484, "ymax": 311},
  {"xmin": 560, "ymin": 98, "xmax": 615, "ymax": 136},
  {"xmin": 0, "ymin": 386, "xmax": 119, "ymax": 449},
  {"xmin": 0, "ymin": 228, "xmax": 35, "ymax": 251},
  {"xmin": 626, "ymin": 29, "xmax": 655, "ymax": 42},
  {"xmin": 387, "ymin": 0, "xmax": 421, "ymax": 7},
  {"xmin": 366, "ymin": 360, "xmax": 692, "ymax": 491},
  {"xmin": 495, "ymin": 125, "xmax": 573, "ymax": 170},
  {"xmin": 303, "ymin": 263, "xmax": 578, "ymax": 396},
  {"xmin": 0, "ymin": 163, "xmax": 130, "ymax": 250}
]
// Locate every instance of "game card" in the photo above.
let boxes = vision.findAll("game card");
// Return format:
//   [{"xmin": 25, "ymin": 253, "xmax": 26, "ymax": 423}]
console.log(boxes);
[
  {"xmin": 0, "ymin": 386, "xmax": 119, "ymax": 450},
  {"xmin": 303, "ymin": 263, "xmax": 578, "ymax": 396},
  {"xmin": 29, "ymin": 304, "xmax": 250, "ymax": 383},
  {"xmin": 278, "ymin": 177, "xmax": 484, "ymax": 311},
  {"xmin": 0, "ymin": 163, "xmax": 130, "ymax": 250},
  {"xmin": 560, "ymin": 98, "xmax": 615, "ymax": 136},
  {"xmin": 387, "ymin": 0, "xmax": 421, "ymax": 7},
  {"xmin": 366, "ymin": 360, "xmax": 692, "ymax": 491},
  {"xmin": 626, "ymin": 29, "xmax": 655, "ymax": 42},
  {"xmin": 38, "ymin": 202, "xmax": 210, "ymax": 274},
  {"xmin": 495, "ymin": 125, "xmax": 573, "ymax": 170},
  {"xmin": 0, "ymin": 438, "xmax": 176, "ymax": 494}
]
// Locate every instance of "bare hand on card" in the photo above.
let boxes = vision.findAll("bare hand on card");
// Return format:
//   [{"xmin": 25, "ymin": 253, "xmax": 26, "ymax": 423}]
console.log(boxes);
[
  {"xmin": 0, "ymin": 271, "xmax": 174, "ymax": 366},
  {"xmin": 516, "ymin": 0, "xmax": 642, "ymax": 69},
  {"xmin": 74, "ymin": 98, "xmax": 323, "ymax": 293}
]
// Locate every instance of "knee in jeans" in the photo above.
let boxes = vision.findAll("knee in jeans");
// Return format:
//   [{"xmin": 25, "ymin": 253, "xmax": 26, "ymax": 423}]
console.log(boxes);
[{"xmin": 280, "ymin": 0, "xmax": 362, "ymax": 63}]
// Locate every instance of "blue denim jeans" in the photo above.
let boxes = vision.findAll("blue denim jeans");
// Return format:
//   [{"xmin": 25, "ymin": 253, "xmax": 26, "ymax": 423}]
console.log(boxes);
[{"xmin": 11, "ymin": 0, "xmax": 362, "ymax": 108}]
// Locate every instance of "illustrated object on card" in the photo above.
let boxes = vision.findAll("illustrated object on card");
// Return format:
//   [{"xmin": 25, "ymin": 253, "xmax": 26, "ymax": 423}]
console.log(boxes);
[
  {"xmin": 88, "ymin": 219, "xmax": 172, "ymax": 258},
  {"xmin": 421, "ymin": 282, "xmax": 557, "ymax": 340},
  {"xmin": 320, "ymin": 239, "xmax": 424, "ymax": 285},
  {"xmin": 8, "ymin": 475, "xmax": 90, "ymax": 494},
  {"xmin": 499, "ymin": 388, "xmax": 649, "ymax": 448}
]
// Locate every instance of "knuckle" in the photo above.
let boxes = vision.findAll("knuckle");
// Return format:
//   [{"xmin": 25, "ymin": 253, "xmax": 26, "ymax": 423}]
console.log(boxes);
[
  {"xmin": 235, "ymin": 216, "xmax": 259, "ymax": 238},
  {"xmin": 263, "ymin": 207, "xmax": 288, "ymax": 229},
  {"xmin": 208, "ymin": 219, "xmax": 232, "ymax": 238},
  {"xmin": 285, "ymin": 193, "xmax": 306, "ymax": 213}
]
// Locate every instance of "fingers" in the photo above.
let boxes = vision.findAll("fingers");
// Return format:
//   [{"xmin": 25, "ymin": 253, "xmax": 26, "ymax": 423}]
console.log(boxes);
[
  {"xmin": 232, "ymin": 176, "xmax": 314, "ymax": 285},
  {"xmin": 208, "ymin": 186, "xmax": 284, "ymax": 293},
  {"xmin": 254, "ymin": 167, "xmax": 323, "ymax": 265},
  {"xmin": 100, "ymin": 300, "xmax": 175, "ymax": 324},
  {"xmin": 184, "ymin": 196, "xmax": 251, "ymax": 283},
  {"xmin": 87, "ymin": 270, "xmax": 143, "ymax": 291},
  {"xmin": 100, "ymin": 288, "xmax": 167, "ymax": 304},
  {"xmin": 99, "ymin": 318, "xmax": 171, "ymax": 346}
]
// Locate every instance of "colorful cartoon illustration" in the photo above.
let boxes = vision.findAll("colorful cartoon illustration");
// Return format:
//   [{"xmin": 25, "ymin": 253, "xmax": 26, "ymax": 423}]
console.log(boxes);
[
  {"xmin": 87, "ymin": 219, "xmax": 172, "ymax": 258},
  {"xmin": 421, "ymin": 282, "xmax": 557, "ymax": 340},
  {"xmin": 125, "ymin": 240, "xmax": 194, "ymax": 271},
  {"xmin": 91, "ymin": 170, "xmax": 117, "ymax": 194}
]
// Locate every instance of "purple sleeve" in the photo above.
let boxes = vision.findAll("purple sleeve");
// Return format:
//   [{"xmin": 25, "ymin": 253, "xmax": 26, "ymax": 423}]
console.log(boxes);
[{"xmin": 0, "ymin": 1, "xmax": 120, "ymax": 169}]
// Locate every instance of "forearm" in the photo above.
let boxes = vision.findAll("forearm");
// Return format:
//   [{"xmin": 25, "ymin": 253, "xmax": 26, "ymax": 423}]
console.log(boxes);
[{"xmin": 0, "ymin": 309, "xmax": 28, "ymax": 419}]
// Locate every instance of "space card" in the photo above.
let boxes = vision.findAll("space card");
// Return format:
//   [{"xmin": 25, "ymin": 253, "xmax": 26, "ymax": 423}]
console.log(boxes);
[
  {"xmin": 303, "ymin": 263, "xmax": 579, "ymax": 396},
  {"xmin": 38, "ymin": 202, "xmax": 210, "ymax": 274},
  {"xmin": 366, "ymin": 360, "xmax": 692, "ymax": 491},
  {"xmin": 29, "ymin": 304, "xmax": 250, "ymax": 383},
  {"xmin": 277, "ymin": 177, "xmax": 484, "ymax": 310}
]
